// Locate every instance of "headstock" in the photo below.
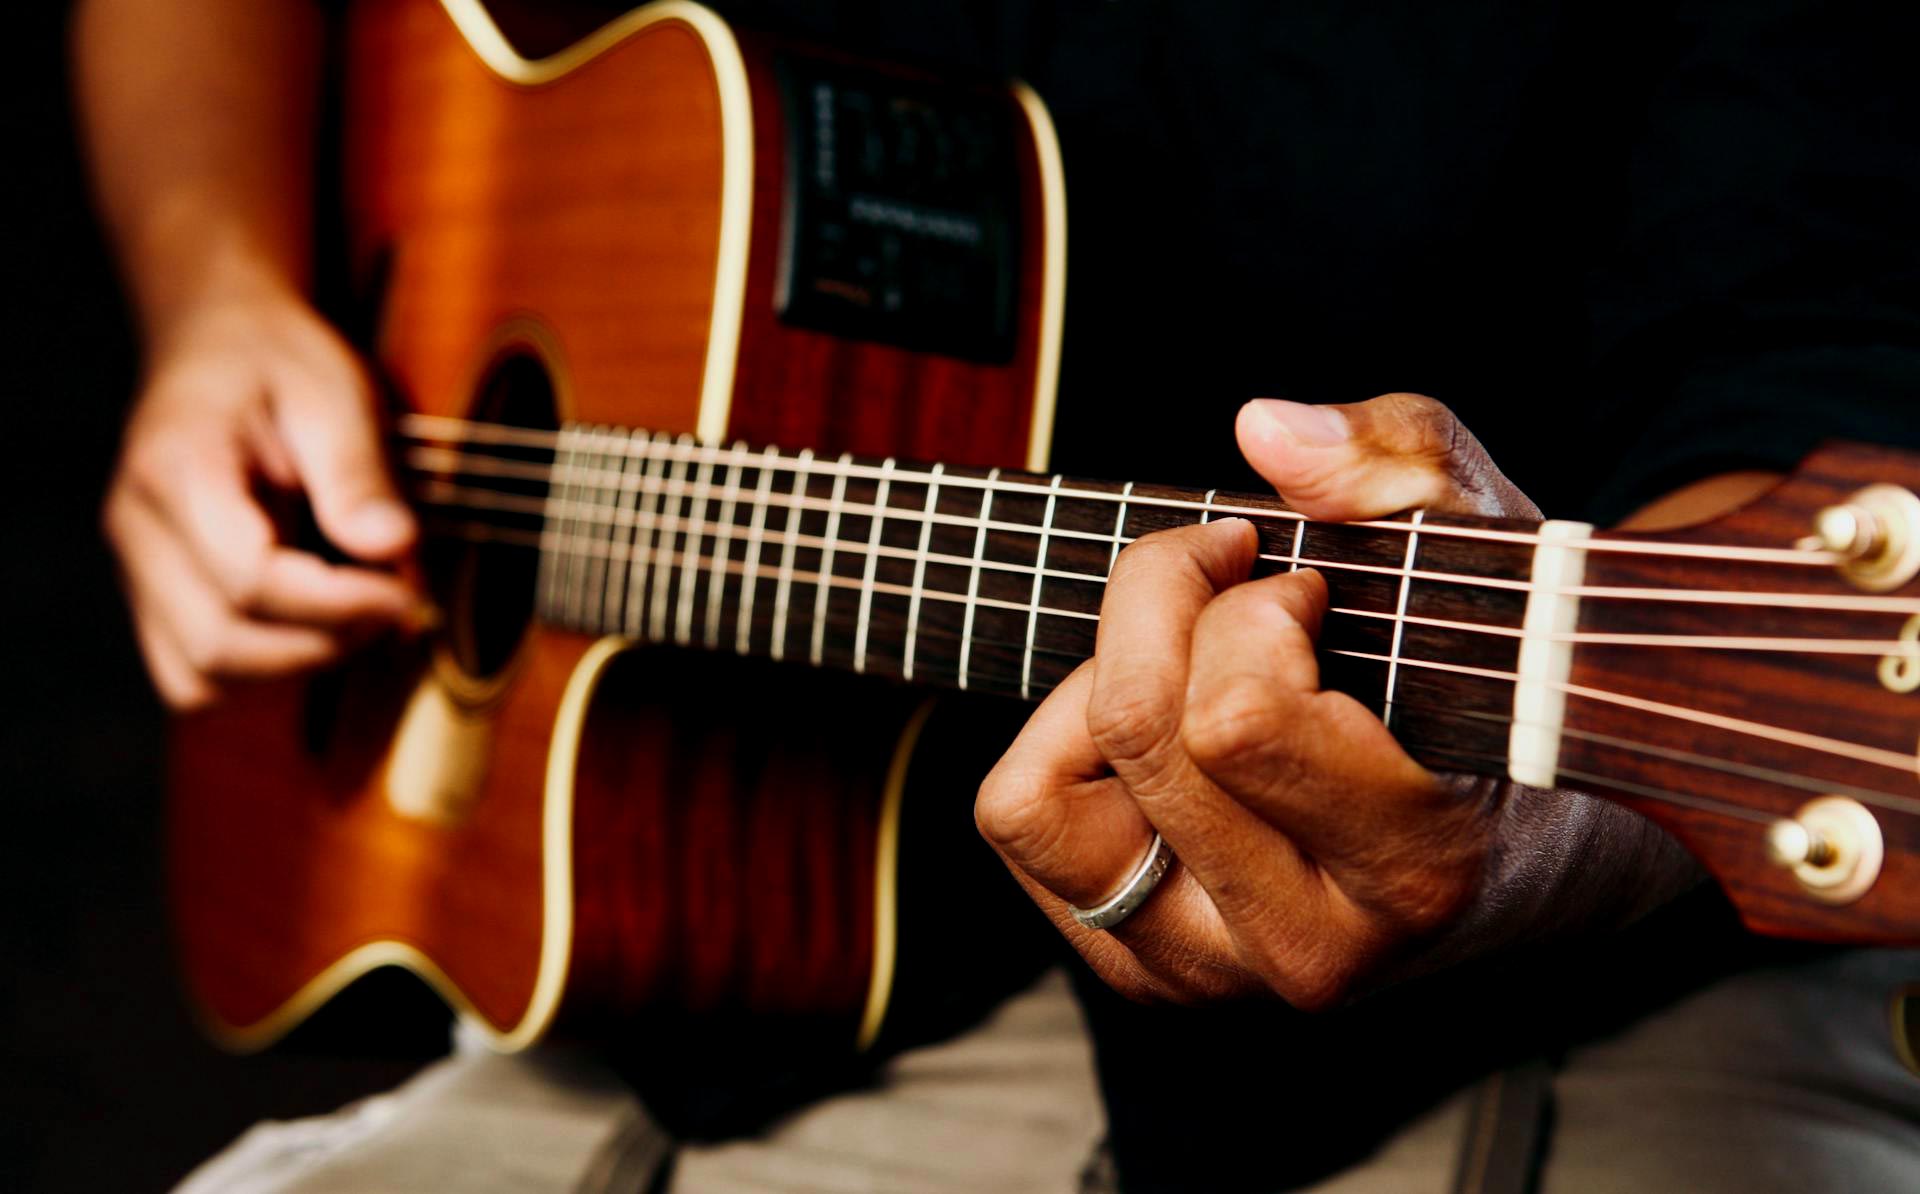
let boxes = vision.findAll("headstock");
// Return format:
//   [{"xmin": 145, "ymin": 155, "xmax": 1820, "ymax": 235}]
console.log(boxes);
[{"xmin": 1565, "ymin": 442, "xmax": 1920, "ymax": 944}]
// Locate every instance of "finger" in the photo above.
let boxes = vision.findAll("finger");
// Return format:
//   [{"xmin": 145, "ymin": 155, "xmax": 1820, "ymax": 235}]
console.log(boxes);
[
  {"xmin": 1078, "ymin": 542, "xmax": 1366, "ymax": 1004},
  {"xmin": 1086, "ymin": 519, "xmax": 1257, "ymax": 798},
  {"xmin": 112, "ymin": 500, "xmax": 348, "ymax": 684},
  {"xmin": 1085, "ymin": 519, "xmax": 1286, "ymax": 878},
  {"xmin": 979, "ymin": 664, "xmax": 1158, "ymax": 907},
  {"xmin": 1181, "ymin": 571, "xmax": 1478, "ymax": 926},
  {"xmin": 269, "ymin": 351, "xmax": 415, "ymax": 562},
  {"xmin": 1184, "ymin": 568, "xmax": 1328, "ymax": 701},
  {"xmin": 1183, "ymin": 567, "xmax": 1424, "ymax": 849},
  {"xmin": 1004, "ymin": 861, "xmax": 1258, "ymax": 1005},
  {"xmin": 159, "ymin": 437, "xmax": 417, "ymax": 625},
  {"xmin": 978, "ymin": 666, "xmax": 1253, "ymax": 1002},
  {"xmin": 130, "ymin": 610, "xmax": 219, "ymax": 712},
  {"xmin": 1235, "ymin": 393, "xmax": 1538, "ymax": 521}
]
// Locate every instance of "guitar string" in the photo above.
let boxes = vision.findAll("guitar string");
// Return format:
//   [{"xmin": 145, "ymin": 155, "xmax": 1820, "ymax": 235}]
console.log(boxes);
[
  {"xmin": 408, "ymin": 478, "xmax": 1920, "ymax": 652},
  {"xmin": 1397, "ymin": 702, "xmax": 1920, "ymax": 815},
  {"xmin": 400, "ymin": 442, "xmax": 1920, "ymax": 616},
  {"xmin": 397, "ymin": 417, "xmax": 1843, "ymax": 568},
  {"xmin": 1395, "ymin": 742, "xmax": 1780, "ymax": 827},
  {"xmin": 421, "ymin": 510, "xmax": 1920, "ymax": 826},
  {"xmin": 421, "ymin": 513, "xmax": 1920, "ymax": 781}
]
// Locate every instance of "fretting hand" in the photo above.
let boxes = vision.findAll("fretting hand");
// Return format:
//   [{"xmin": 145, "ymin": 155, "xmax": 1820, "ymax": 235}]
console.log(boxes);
[
  {"xmin": 103, "ymin": 289, "xmax": 421, "ymax": 710},
  {"xmin": 975, "ymin": 394, "xmax": 1700, "ymax": 1007}
]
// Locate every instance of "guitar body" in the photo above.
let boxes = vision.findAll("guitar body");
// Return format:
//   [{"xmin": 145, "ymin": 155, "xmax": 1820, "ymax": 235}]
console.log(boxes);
[{"xmin": 170, "ymin": 0, "xmax": 1065, "ymax": 1054}]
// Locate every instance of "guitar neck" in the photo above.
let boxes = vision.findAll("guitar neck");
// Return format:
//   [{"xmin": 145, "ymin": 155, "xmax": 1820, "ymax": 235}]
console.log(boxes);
[{"xmin": 413, "ymin": 422, "xmax": 1576, "ymax": 788}]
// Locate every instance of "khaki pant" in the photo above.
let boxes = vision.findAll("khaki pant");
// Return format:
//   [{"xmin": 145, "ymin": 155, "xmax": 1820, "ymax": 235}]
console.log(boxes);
[{"xmin": 175, "ymin": 951, "xmax": 1920, "ymax": 1194}]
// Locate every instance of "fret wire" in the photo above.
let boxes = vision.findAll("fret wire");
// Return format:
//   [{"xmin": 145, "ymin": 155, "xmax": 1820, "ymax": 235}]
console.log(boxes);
[
  {"xmin": 853, "ymin": 458, "xmax": 896, "ymax": 674},
  {"xmin": 1383, "ymin": 510, "xmax": 1423, "ymax": 729},
  {"xmin": 648, "ymin": 436, "xmax": 693, "ymax": 641},
  {"xmin": 812, "ymin": 453, "xmax": 855, "ymax": 668},
  {"xmin": 1110, "ymin": 481, "xmax": 1134, "ymax": 573},
  {"xmin": 556, "ymin": 429, "xmax": 583, "ymax": 633},
  {"xmin": 625, "ymin": 432, "xmax": 670, "ymax": 637},
  {"xmin": 571, "ymin": 429, "xmax": 605, "ymax": 630},
  {"xmin": 419, "ymin": 480, "xmax": 1235, "ymax": 584},
  {"xmin": 582, "ymin": 428, "xmax": 616, "ymax": 628},
  {"xmin": 1290, "ymin": 518, "xmax": 1305, "ymax": 573},
  {"xmin": 736, "ymin": 445, "xmax": 779, "ymax": 656},
  {"xmin": 602, "ymin": 427, "xmax": 641, "ymax": 633},
  {"xmin": 451, "ymin": 514, "xmax": 1920, "ymax": 664},
  {"xmin": 431, "ymin": 480, "xmax": 1920, "ymax": 616},
  {"xmin": 902, "ymin": 462, "xmax": 944, "ymax": 683},
  {"xmin": 536, "ymin": 428, "xmax": 575, "ymax": 625},
  {"xmin": 570, "ymin": 429, "xmax": 600, "ymax": 627},
  {"xmin": 454, "ymin": 511, "xmax": 1920, "ymax": 810},
  {"xmin": 770, "ymin": 448, "xmax": 812, "ymax": 662},
  {"xmin": 674, "ymin": 448, "xmax": 717, "ymax": 646},
  {"xmin": 587, "ymin": 429, "xmax": 618, "ymax": 637},
  {"xmin": 1023, "ymin": 475, "xmax": 1064, "ymax": 700},
  {"xmin": 403, "ymin": 423, "xmax": 1840, "ymax": 568},
  {"xmin": 519, "ymin": 523, "xmax": 1098, "ymax": 622},
  {"xmin": 959, "ymin": 468, "xmax": 1001, "ymax": 691},
  {"xmin": 563, "ymin": 428, "xmax": 598, "ymax": 629},
  {"xmin": 703, "ymin": 443, "xmax": 747, "ymax": 649}
]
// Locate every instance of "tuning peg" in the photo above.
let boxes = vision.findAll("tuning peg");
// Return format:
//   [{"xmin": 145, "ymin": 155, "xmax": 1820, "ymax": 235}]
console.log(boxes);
[
  {"xmin": 1805, "ymin": 485, "xmax": 1920, "ymax": 592},
  {"xmin": 1764, "ymin": 796, "xmax": 1884, "ymax": 905},
  {"xmin": 1809, "ymin": 503, "xmax": 1882, "ymax": 560}
]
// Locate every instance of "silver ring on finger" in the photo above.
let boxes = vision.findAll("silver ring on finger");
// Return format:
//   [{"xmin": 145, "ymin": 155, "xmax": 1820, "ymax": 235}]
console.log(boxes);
[{"xmin": 1068, "ymin": 833, "xmax": 1177, "ymax": 932}]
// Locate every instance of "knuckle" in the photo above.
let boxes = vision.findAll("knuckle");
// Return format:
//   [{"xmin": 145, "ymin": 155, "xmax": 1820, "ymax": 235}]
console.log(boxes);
[
  {"xmin": 179, "ymin": 621, "xmax": 236, "ymax": 677},
  {"xmin": 1085, "ymin": 686, "xmax": 1180, "ymax": 770},
  {"xmin": 1267, "ymin": 945, "xmax": 1359, "ymax": 1013},
  {"xmin": 164, "ymin": 676, "xmax": 218, "ymax": 714},
  {"xmin": 1375, "ymin": 859, "xmax": 1478, "ymax": 937},
  {"xmin": 1179, "ymin": 678, "xmax": 1276, "ymax": 779},
  {"xmin": 99, "ymin": 487, "xmax": 134, "ymax": 548},
  {"xmin": 974, "ymin": 770, "xmax": 1065, "ymax": 861},
  {"xmin": 1106, "ymin": 969, "xmax": 1176, "ymax": 1007},
  {"xmin": 1088, "ymin": 950, "xmax": 1192, "ymax": 1008},
  {"xmin": 220, "ymin": 553, "xmax": 273, "ymax": 615},
  {"xmin": 1107, "ymin": 534, "xmax": 1175, "ymax": 585},
  {"xmin": 1380, "ymin": 392, "xmax": 1460, "ymax": 460},
  {"xmin": 119, "ymin": 439, "xmax": 178, "ymax": 501},
  {"xmin": 1166, "ymin": 958, "xmax": 1260, "ymax": 1006}
]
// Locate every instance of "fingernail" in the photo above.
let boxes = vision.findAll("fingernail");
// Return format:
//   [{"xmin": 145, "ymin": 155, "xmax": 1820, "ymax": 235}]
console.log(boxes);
[
  {"xmin": 1248, "ymin": 399, "xmax": 1350, "ymax": 447},
  {"xmin": 355, "ymin": 501, "xmax": 414, "ymax": 546}
]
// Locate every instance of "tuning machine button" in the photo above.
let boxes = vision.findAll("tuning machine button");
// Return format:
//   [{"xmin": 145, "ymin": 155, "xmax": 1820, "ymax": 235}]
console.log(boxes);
[
  {"xmin": 1806, "ymin": 484, "xmax": 1920, "ymax": 592},
  {"xmin": 1765, "ymin": 796, "xmax": 1884, "ymax": 905}
]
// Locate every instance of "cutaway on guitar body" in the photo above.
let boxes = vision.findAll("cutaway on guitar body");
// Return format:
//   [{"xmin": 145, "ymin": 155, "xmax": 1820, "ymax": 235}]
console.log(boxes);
[{"xmin": 169, "ymin": 0, "xmax": 1065, "ymax": 1059}]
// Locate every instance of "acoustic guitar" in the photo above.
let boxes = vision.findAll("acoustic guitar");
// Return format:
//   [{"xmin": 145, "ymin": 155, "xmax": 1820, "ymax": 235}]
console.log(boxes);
[{"xmin": 172, "ymin": 0, "xmax": 1920, "ymax": 1065}]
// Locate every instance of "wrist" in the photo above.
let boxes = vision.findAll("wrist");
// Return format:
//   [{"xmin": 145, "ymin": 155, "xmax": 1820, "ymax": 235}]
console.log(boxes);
[{"xmin": 129, "ymin": 199, "xmax": 310, "ymax": 357}]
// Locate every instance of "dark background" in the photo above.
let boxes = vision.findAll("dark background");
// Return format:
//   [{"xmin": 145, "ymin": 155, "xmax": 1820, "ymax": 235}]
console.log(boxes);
[{"xmin": 3, "ymin": 7, "xmax": 443, "ymax": 1191}]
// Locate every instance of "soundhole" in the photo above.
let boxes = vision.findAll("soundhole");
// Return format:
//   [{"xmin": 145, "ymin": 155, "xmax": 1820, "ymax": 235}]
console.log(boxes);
[{"xmin": 425, "ymin": 349, "xmax": 560, "ymax": 684}]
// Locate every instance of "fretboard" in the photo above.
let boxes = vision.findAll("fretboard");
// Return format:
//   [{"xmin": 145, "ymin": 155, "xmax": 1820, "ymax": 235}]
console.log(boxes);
[{"xmin": 414, "ymin": 425, "xmax": 1558, "ymax": 785}]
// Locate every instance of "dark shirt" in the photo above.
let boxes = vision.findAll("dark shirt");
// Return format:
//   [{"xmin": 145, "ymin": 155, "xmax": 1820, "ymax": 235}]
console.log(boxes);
[
  {"xmin": 700, "ymin": 0, "xmax": 1920, "ymax": 524},
  {"xmin": 350, "ymin": 2, "xmax": 1920, "ymax": 1187}
]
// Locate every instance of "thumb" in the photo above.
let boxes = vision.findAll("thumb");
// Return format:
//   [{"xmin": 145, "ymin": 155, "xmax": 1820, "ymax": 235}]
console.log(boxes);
[
  {"xmin": 1235, "ymin": 393, "xmax": 1538, "ymax": 521},
  {"xmin": 272, "ymin": 364, "xmax": 416, "ymax": 563}
]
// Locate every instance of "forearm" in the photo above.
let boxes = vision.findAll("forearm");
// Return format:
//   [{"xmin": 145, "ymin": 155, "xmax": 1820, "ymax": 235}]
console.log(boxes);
[{"xmin": 73, "ymin": 0, "xmax": 325, "ymax": 348}]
